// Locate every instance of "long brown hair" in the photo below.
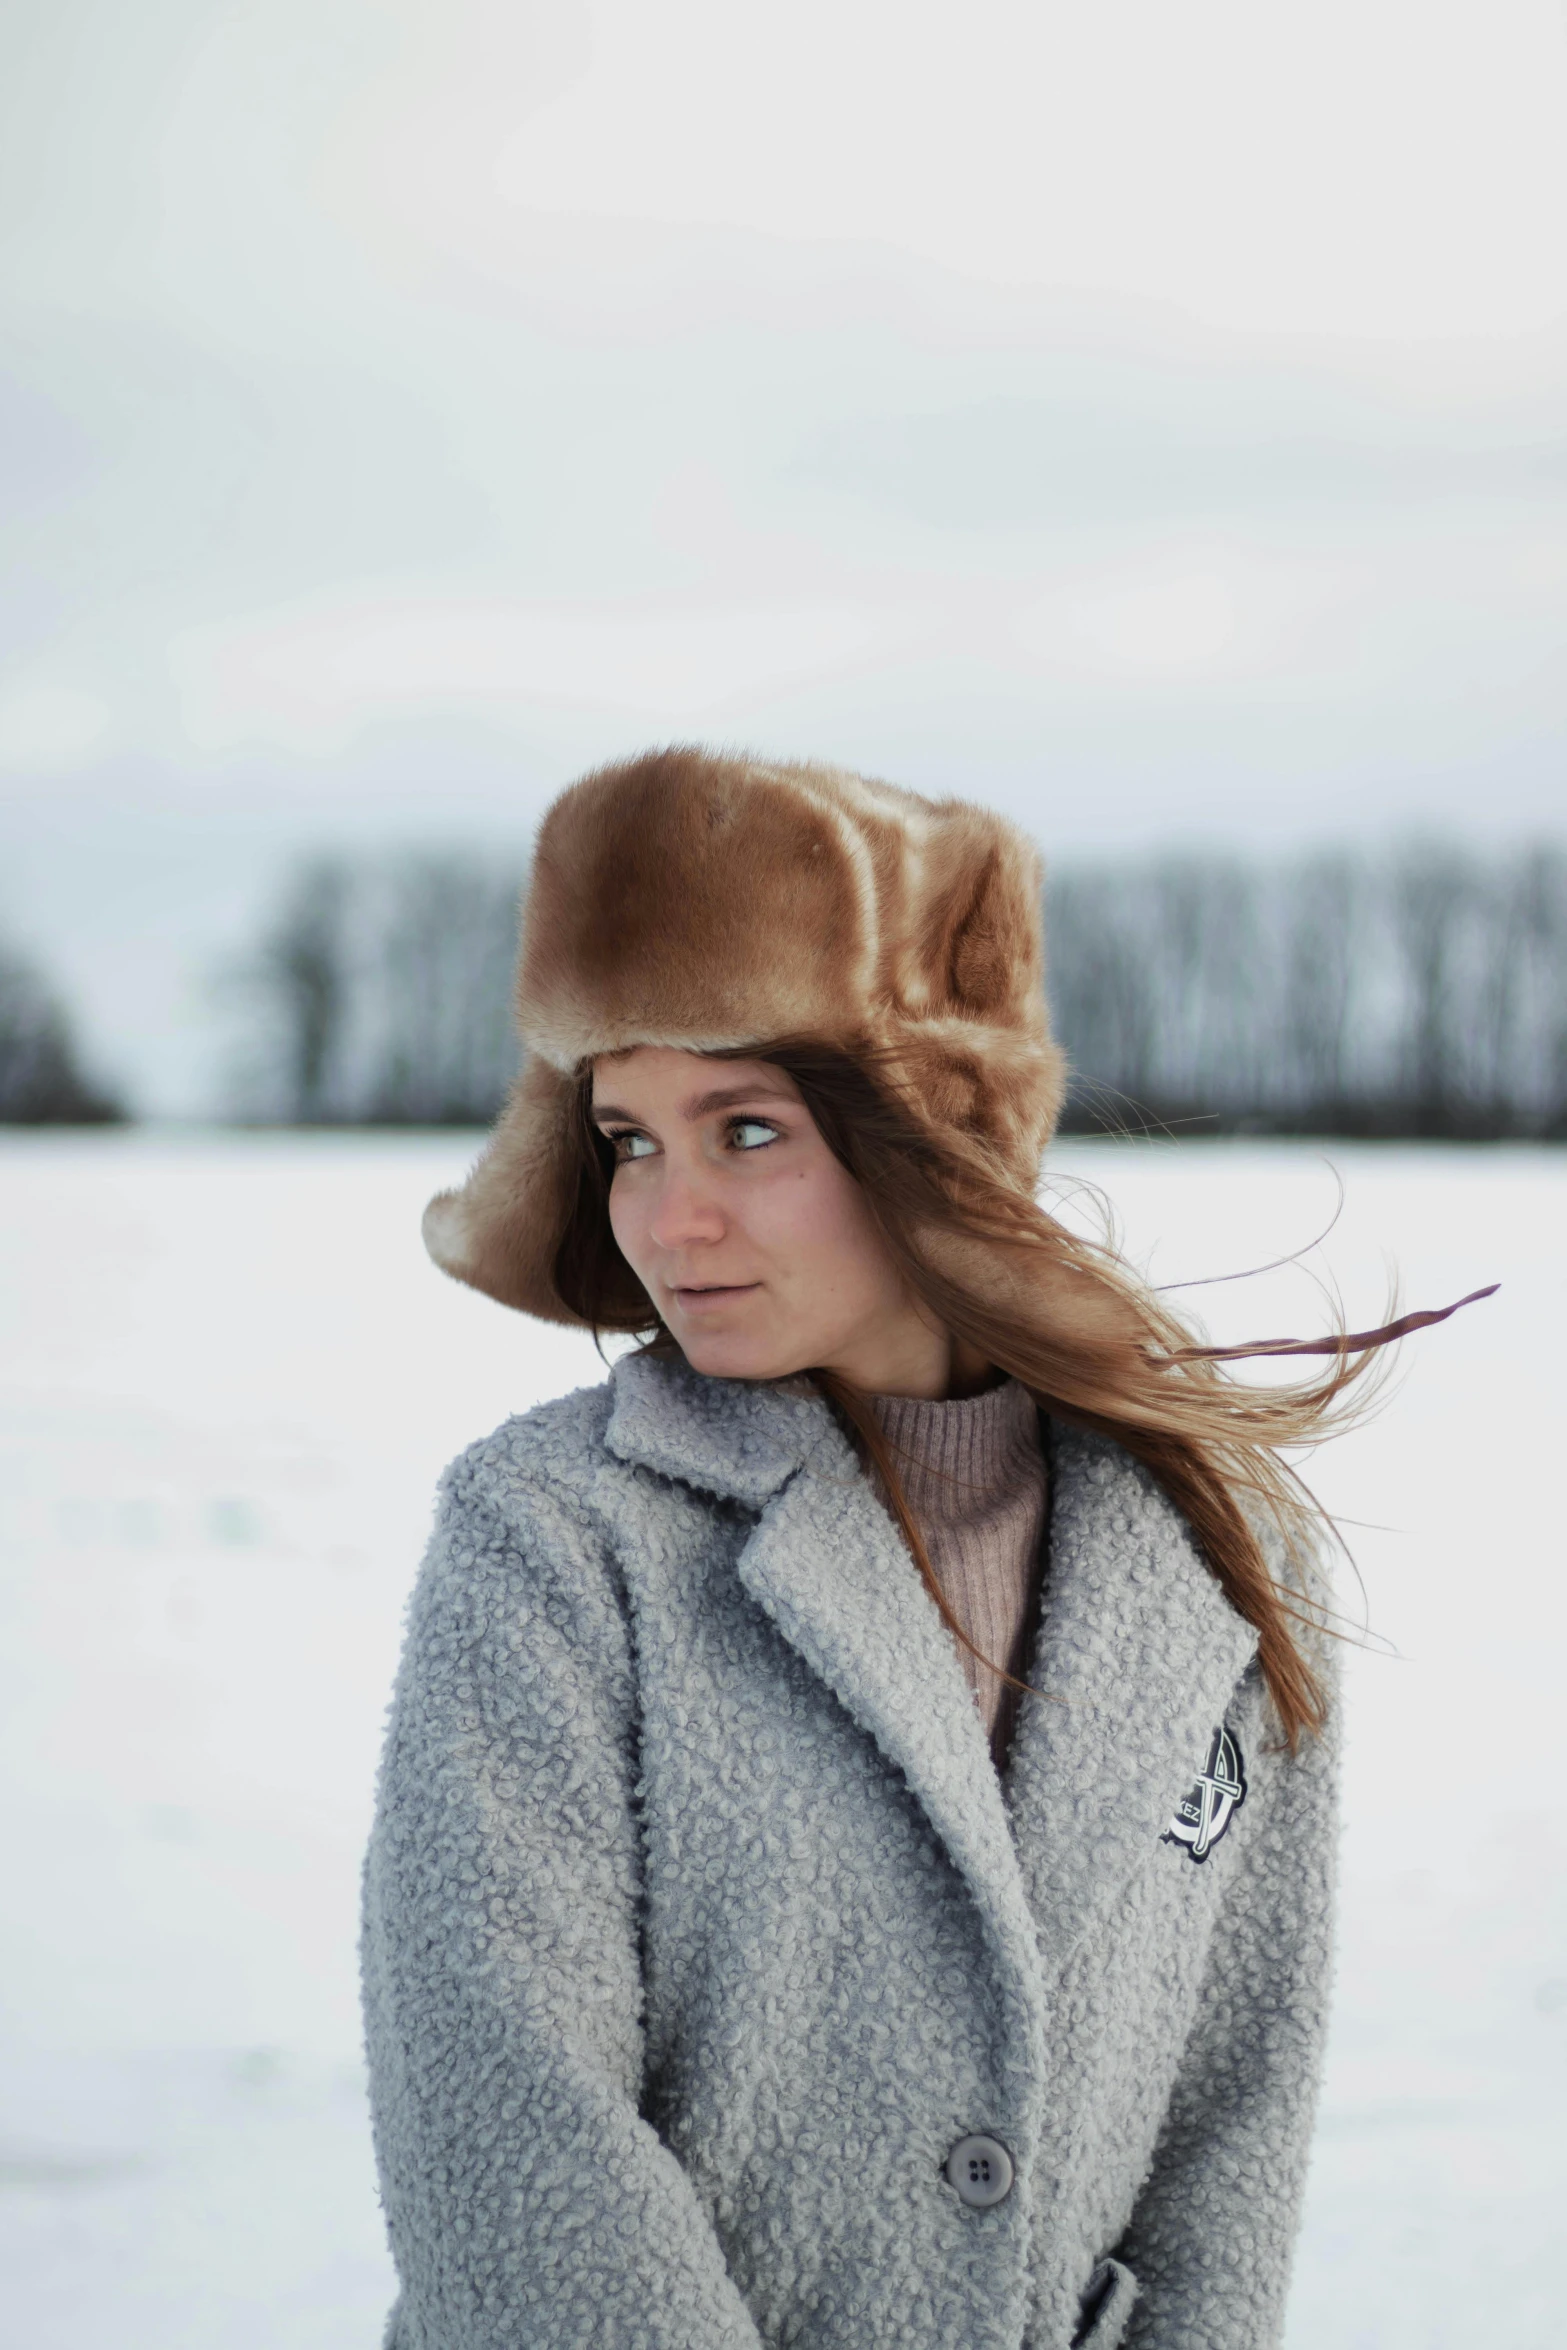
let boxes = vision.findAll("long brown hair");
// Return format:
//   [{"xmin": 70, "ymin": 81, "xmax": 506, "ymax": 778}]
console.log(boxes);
[{"xmin": 554, "ymin": 1037, "xmax": 1406, "ymax": 1750}]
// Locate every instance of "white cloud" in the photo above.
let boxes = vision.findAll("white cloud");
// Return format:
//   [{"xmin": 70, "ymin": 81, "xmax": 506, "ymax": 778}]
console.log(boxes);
[
  {"xmin": 166, "ymin": 590, "xmax": 905, "ymax": 752},
  {"xmin": 1008, "ymin": 546, "xmax": 1348, "ymax": 681},
  {"xmin": 1061, "ymin": 570, "xmax": 1239, "ymax": 676},
  {"xmin": 492, "ymin": 0, "xmax": 1567, "ymax": 340},
  {"xmin": 0, "ymin": 683, "xmax": 111, "ymax": 772}
]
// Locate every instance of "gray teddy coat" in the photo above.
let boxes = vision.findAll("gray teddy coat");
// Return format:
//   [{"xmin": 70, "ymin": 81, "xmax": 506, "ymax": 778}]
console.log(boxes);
[{"xmin": 360, "ymin": 1351, "xmax": 1339, "ymax": 2350}]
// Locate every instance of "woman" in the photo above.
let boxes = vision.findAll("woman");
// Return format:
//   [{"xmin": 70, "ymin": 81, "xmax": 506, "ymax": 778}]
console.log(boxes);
[{"xmin": 359, "ymin": 747, "xmax": 1394, "ymax": 2350}]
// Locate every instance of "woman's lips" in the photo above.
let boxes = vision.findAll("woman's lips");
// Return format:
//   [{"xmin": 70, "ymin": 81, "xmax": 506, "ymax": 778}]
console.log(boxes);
[{"xmin": 669, "ymin": 1282, "xmax": 762, "ymax": 1313}]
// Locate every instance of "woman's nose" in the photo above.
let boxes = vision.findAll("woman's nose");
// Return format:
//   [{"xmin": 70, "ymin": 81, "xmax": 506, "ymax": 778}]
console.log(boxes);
[{"xmin": 646, "ymin": 1163, "xmax": 726, "ymax": 1251}]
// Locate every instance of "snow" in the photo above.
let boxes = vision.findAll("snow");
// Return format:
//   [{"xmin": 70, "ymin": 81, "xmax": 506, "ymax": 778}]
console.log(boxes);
[{"xmin": 1, "ymin": 1131, "xmax": 1561, "ymax": 2347}]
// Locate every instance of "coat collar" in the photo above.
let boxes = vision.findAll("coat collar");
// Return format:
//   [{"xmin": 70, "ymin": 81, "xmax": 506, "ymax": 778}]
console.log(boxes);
[{"xmin": 604, "ymin": 1351, "xmax": 1259, "ymax": 1998}]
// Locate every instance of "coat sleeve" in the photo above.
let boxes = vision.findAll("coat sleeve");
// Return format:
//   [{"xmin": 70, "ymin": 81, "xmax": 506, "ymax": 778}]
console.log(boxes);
[
  {"xmin": 360, "ymin": 1449, "xmax": 767, "ymax": 2350},
  {"xmin": 1113, "ymin": 1648, "xmax": 1341, "ymax": 2350}
]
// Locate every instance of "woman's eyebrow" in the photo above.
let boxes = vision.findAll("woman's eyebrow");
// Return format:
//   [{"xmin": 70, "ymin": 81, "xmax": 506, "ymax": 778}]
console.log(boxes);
[
  {"xmin": 681, "ymin": 1085, "xmax": 796, "ymax": 1120},
  {"xmin": 590, "ymin": 1086, "xmax": 795, "ymax": 1127}
]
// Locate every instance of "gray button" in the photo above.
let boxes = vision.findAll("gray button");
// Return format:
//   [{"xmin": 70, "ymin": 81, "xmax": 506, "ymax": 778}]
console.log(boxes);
[{"xmin": 944, "ymin": 2132, "xmax": 1014, "ymax": 2207}]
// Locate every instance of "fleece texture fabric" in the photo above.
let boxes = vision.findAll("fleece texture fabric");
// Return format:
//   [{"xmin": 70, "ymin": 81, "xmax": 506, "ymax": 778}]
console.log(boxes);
[
  {"xmin": 420, "ymin": 746, "xmax": 1067, "ymax": 1323},
  {"xmin": 361, "ymin": 1352, "xmax": 1339, "ymax": 2350}
]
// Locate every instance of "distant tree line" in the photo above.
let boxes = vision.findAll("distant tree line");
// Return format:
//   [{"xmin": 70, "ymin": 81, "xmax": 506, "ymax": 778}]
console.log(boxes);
[
  {"xmin": 232, "ymin": 837, "xmax": 1567, "ymax": 1140},
  {"xmin": 0, "ymin": 938, "xmax": 123, "ymax": 1123},
  {"xmin": 1047, "ymin": 840, "xmax": 1567, "ymax": 1139},
  {"xmin": 232, "ymin": 851, "xmax": 529, "ymax": 1124}
]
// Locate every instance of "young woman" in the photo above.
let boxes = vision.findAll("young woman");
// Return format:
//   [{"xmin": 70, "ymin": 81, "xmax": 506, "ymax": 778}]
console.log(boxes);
[{"xmin": 360, "ymin": 747, "xmax": 1429, "ymax": 2350}]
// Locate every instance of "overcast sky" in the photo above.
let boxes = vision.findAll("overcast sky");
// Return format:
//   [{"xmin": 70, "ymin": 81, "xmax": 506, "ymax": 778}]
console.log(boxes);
[{"xmin": 4, "ymin": 0, "xmax": 1566, "ymax": 1112}]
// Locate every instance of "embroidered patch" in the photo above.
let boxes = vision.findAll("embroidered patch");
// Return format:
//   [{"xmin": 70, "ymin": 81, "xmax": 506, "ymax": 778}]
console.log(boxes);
[{"xmin": 1162, "ymin": 1723, "xmax": 1247, "ymax": 1862}]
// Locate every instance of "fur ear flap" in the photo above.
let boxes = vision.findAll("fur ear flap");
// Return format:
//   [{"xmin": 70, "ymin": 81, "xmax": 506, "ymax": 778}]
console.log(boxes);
[{"xmin": 422, "ymin": 1056, "xmax": 589, "ymax": 1322}]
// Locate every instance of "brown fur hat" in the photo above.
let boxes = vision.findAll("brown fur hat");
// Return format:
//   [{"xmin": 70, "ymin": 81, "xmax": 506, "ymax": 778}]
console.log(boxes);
[{"xmin": 422, "ymin": 746, "xmax": 1067, "ymax": 1322}]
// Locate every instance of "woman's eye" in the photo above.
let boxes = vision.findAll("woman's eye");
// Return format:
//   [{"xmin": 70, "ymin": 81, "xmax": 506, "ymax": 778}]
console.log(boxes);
[
  {"xmin": 607, "ymin": 1129, "xmax": 657, "ymax": 1161},
  {"xmin": 729, "ymin": 1119, "xmax": 780, "ymax": 1151}
]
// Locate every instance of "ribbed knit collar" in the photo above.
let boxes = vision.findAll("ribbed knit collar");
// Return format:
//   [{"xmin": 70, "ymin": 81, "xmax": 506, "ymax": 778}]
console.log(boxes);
[{"xmin": 867, "ymin": 1379, "xmax": 1043, "ymax": 1528}]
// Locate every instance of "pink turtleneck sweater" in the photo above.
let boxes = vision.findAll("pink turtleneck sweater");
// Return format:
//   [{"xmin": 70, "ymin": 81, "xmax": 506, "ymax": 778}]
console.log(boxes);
[{"xmin": 868, "ymin": 1379, "xmax": 1049, "ymax": 1776}]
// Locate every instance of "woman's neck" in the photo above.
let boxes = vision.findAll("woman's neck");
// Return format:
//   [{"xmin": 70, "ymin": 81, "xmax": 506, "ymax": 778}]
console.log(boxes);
[{"xmin": 820, "ymin": 1317, "xmax": 998, "ymax": 1402}]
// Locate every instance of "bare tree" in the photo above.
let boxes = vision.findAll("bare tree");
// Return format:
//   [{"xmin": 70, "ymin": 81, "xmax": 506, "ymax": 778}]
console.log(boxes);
[
  {"xmin": 1150, "ymin": 857, "xmax": 1262, "ymax": 1113},
  {"xmin": 1281, "ymin": 853, "xmax": 1360, "ymax": 1116},
  {"xmin": 0, "ymin": 942, "xmax": 124, "ymax": 1123},
  {"xmin": 1044, "ymin": 868, "xmax": 1160, "ymax": 1120},
  {"xmin": 253, "ymin": 860, "xmax": 351, "ymax": 1122},
  {"xmin": 235, "ymin": 848, "xmax": 527, "ymax": 1124},
  {"xmin": 1513, "ymin": 843, "xmax": 1567, "ymax": 1136},
  {"xmin": 364, "ymin": 855, "xmax": 525, "ymax": 1123},
  {"xmin": 1391, "ymin": 843, "xmax": 1474, "ymax": 1130}
]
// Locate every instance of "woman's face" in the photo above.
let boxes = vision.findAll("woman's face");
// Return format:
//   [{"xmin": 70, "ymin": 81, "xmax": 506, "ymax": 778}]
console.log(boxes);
[{"xmin": 590, "ymin": 1045, "xmax": 958, "ymax": 1396}]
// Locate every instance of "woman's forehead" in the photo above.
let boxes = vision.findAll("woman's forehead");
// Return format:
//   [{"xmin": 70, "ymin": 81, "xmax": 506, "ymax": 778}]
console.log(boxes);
[{"xmin": 589, "ymin": 1045, "xmax": 804, "ymax": 1109}]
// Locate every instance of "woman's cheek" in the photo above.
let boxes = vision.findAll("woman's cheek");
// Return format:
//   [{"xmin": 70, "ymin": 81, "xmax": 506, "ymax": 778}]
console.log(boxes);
[{"xmin": 744, "ymin": 1164, "xmax": 833, "ymax": 1261}]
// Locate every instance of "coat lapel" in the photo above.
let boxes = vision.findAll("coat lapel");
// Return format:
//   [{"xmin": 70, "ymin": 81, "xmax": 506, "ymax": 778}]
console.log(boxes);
[
  {"xmin": 1001, "ymin": 1422, "xmax": 1260, "ymax": 1977},
  {"xmin": 733, "ymin": 1434, "xmax": 1051, "ymax": 2038},
  {"xmin": 604, "ymin": 1353, "xmax": 1049, "ymax": 2057}
]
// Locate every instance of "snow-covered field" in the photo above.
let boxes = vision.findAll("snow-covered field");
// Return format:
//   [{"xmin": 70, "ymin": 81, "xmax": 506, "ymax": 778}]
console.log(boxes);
[{"xmin": 1, "ymin": 1131, "xmax": 1561, "ymax": 2349}]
